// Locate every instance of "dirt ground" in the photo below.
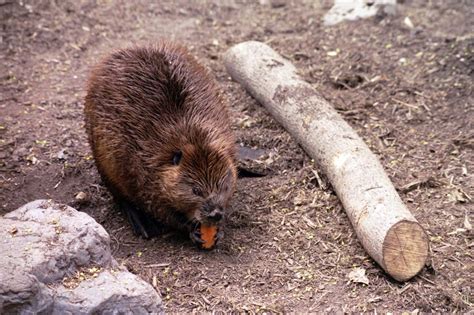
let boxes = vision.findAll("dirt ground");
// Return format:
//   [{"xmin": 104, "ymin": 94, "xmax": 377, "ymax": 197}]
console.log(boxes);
[{"xmin": 1, "ymin": 0, "xmax": 472, "ymax": 312}]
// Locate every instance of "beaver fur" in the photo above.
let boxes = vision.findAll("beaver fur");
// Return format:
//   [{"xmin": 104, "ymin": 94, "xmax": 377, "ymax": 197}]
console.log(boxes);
[{"xmin": 84, "ymin": 42, "xmax": 237, "ymax": 246}]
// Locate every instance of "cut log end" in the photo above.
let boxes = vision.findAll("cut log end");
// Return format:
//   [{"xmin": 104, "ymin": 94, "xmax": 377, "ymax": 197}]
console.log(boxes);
[{"xmin": 383, "ymin": 220, "xmax": 429, "ymax": 281}]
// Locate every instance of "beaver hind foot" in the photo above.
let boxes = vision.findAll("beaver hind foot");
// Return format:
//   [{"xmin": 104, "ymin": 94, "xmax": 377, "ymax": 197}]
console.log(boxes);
[{"xmin": 118, "ymin": 200, "xmax": 164, "ymax": 239}]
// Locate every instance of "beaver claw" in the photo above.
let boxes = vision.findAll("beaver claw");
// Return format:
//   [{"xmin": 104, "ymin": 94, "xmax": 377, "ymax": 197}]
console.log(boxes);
[
  {"xmin": 215, "ymin": 228, "xmax": 224, "ymax": 244},
  {"xmin": 190, "ymin": 228, "xmax": 205, "ymax": 245}
]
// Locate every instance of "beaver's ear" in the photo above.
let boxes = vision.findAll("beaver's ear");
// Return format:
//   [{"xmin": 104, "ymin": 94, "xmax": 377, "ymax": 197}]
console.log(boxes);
[{"xmin": 172, "ymin": 150, "xmax": 182, "ymax": 165}]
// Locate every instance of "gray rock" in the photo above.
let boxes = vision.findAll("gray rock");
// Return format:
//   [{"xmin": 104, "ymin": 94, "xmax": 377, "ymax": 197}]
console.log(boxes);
[
  {"xmin": 54, "ymin": 270, "xmax": 162, "ymax": 314},
  {"xmin": 2, "ymin": 199, "xmax": 112, "ymax": 283},
  {"xmin": 0, "ymin": 200, "xmax": 163, "ymax": 314},
  {"xmin": 323, "ymin": 0, "xmax": 397, "ymax": 26},
  {"xmin": 0, "ymin": 273, "xmax": 54, "ymax": 314}
]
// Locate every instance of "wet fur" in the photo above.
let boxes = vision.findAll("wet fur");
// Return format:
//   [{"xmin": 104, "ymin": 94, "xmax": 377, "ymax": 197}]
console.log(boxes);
[{"xmin": 84, "ymin": 42, "xmax": 237, "ymax": 232}]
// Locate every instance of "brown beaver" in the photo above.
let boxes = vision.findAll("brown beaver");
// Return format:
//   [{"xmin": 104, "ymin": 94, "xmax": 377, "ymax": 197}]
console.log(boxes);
[{"xmin": 84, "ymin": 42, "xmax": 237, "ymax": 248}]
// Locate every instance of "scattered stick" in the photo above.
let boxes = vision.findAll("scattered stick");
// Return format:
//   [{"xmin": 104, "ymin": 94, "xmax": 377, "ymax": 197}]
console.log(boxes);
[
  {"xmin": 145, "ymin": 263, "xmax": 171, "ymax": 268},
  {"xmin": 224, "ymin": 41, "xmax": 429, "ymax": 281}
]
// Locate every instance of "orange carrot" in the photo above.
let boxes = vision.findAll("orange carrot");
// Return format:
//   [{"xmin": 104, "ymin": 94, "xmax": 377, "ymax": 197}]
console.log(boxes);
[{"xmin": 200, "ymin": 224, "xmax": 217, "ymax": 249}]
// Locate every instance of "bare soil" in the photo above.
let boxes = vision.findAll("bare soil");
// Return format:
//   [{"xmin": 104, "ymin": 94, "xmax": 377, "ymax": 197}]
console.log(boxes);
[{"xmin": 1, "ymin": 0, "xmax": 472, "ymax": 312}]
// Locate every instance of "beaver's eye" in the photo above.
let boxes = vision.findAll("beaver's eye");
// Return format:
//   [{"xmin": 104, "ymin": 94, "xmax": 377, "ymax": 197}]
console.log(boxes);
[
  {"xmin": 192, "ymin": 187, "xmax": 203, "ymax": 197},
  {"xmin": 172, "ymin": 150, "xmax": 182, "ymax": 165}
]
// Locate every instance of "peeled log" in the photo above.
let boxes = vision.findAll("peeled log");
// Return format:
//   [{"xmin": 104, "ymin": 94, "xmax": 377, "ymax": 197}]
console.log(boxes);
[{"xmin": 224, "ymin": 41, "xmax": 429, "ymax": 281}]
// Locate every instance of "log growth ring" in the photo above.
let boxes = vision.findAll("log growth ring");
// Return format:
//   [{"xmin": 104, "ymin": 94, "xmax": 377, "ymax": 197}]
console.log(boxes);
[{"xmin": 383, "ymin": 220, "xmax": 429, "ymax": 281}]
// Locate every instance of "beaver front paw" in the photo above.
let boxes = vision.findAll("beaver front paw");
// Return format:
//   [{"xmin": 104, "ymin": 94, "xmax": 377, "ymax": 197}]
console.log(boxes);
[{"xmin": 190, "ymin": 227, "xmax": 205, "ymax": 245}]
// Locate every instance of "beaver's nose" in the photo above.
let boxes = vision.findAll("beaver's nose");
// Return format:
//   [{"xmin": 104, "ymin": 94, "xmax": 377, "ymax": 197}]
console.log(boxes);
[{"xmin": 207, "ymin": 209, "xmax": 223, "ymax": 222}]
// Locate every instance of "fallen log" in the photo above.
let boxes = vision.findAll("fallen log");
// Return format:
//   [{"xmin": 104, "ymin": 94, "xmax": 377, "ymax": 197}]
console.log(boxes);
[{"xmin": 224, "ymin": 41, "xmax": 429, "ymax": 281}]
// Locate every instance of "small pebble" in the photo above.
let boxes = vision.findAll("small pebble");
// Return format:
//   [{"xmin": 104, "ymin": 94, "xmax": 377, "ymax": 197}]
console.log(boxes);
[{"xmin": 75, "ymin": 191, "xmax": 88, "ymax": 202}]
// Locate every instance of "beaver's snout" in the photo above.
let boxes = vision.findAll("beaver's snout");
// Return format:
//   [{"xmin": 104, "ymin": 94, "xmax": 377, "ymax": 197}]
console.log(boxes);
[
  {"xmin": 207, "ymin": 209, "xmax": 223, "ymax": 222},
  {"xmin": 203, "ymin": 201, "xmax": 224, "ymax": 222}
]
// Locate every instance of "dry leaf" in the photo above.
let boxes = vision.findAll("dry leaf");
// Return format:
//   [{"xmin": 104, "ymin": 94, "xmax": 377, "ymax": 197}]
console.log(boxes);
[
  {"xmin": 404, "ymin": 16, "xmax": 414, "ymax": 29},
  {"xmin": 464, "ymin": 211, "xmax": 472, "ymax": 230},
  {"xmin": 448, "ymin": 188, "xmax": 469, "ymax": 203},
  {"xmin": 348, "ymin": 267, "xmax": 369, "ymax": 285}
]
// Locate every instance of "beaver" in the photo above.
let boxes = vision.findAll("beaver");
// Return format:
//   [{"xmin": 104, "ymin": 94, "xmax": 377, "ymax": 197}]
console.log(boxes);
[{"xmin": 84, "ymin": 42, "xmax": 237, "ymax": 248}]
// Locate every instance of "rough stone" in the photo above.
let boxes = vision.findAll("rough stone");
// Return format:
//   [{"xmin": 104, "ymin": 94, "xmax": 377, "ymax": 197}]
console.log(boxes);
[
  {"xmin": 53, "ymin": 270, "xmax": 162, "ymax": 314},
  {"xmin": 0, "ymin": 200, "xmax": 163, "ymax": 314},
  {"xmin": 323, "ymin": 0, "xmax": 397, "ymax": 26},
  {"xmin": 2, "ymin": 199, "xmax": 112, "ymax": 283}
]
